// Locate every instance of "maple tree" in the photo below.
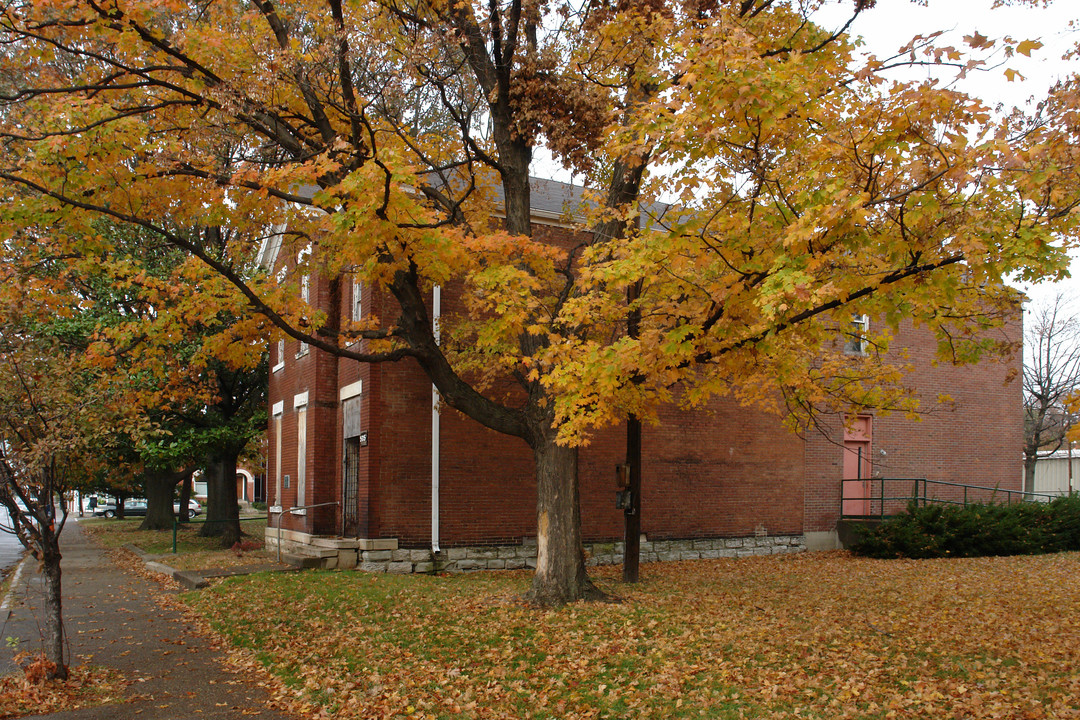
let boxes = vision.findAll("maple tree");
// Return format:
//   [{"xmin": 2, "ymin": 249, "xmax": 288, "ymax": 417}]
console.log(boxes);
[
  {"xmin": 0, "ymin": 302, "xmax": 130, "ymax": 679},
  {"xmin": 1023, "ymin": 294, "xmax": 1080, "ymax": 493},
  {"xmin": 0, "ymin": 0, "xmax": 1077, "ymax": 605},
  {"xmin": 3, "ymin": 216, "xmax": 268, "ymax": 541}
]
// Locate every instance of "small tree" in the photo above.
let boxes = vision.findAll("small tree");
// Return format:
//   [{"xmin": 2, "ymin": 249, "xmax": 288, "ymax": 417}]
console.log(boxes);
[
  {"xmin": 1023, "ymin": 295, "xmax": 1080, "ymax": 494},
  {"xmin": 0, "ymin": 329, "xmax": 126, "ymax": 679}
]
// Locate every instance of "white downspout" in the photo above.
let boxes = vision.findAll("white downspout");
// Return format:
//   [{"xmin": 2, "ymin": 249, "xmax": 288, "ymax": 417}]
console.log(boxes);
[{"xmin": 431, "ymin": 285, "xmax": 442, "ymax": 555}]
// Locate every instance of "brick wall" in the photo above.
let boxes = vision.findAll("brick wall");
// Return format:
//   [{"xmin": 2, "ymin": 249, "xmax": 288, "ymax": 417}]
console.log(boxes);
[
  {"xmin": 803, "ymin": 316, "xmax": 1023, "ymax": 532},
  {"xmin": 264, "ymin": 232, "xmax": 1023, "ymax": 548}
]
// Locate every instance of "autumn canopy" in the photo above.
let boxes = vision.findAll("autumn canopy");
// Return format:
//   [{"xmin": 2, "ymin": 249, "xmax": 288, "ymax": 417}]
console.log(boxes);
[{"xmin": 0, "ymin": 0, "xmax": 1077, "ymax": 604}]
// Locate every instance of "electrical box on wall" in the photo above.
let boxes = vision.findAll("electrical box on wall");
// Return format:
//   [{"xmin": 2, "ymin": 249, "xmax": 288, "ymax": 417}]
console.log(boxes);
[{"xmin": 283, "ymin": 474, "xmax": 291, "ymax": 489}]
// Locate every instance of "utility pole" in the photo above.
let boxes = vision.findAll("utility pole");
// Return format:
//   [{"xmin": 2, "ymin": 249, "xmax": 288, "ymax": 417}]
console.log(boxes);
[{"xmin": 624, "ymin": 279, "xmax": 643, "ymax": 583}]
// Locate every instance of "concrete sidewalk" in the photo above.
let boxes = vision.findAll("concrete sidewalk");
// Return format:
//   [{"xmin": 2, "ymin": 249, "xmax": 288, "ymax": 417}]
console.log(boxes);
[{"xmin": 0, "ymin": 519, "xmax": 294, "ymax": 719}]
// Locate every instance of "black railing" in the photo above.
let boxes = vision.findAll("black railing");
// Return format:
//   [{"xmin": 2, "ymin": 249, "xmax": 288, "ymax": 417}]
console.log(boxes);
[{"xmin": 840, "ymin": 477, "xmax": 1058, "ymax": 519}]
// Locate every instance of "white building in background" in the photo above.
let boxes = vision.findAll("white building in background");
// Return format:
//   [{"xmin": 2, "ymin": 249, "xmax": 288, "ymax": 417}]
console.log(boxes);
[
  {"xmin": 192, "ymin": 468, "xmax": 259, "ymax": 504},
  {"xmin": 1033, "ymin": 448, "xmax": 1080, "ymax": 497}
]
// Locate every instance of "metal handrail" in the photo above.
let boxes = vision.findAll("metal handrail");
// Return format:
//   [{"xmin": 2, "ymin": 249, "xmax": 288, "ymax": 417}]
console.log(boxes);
[
  {"xmin": 841, "ymin": 477, "xmax": 1060, "ymax": 520},
  {"xmin": 272, "ymin": 501, "xmax": 341, "ymax": 561}
]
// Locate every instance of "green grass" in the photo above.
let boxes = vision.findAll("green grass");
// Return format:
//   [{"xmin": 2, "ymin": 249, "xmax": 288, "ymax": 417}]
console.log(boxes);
[
  {"xmin": 180, "ymin": 552, "xmax": 1080, "ymax": 720},
  {"xmin": 80, "ymin": 517, "xmax": 270, "ymax": 568}
]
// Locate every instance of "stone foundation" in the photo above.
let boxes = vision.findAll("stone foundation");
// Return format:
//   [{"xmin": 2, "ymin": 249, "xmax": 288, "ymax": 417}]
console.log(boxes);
[{"xmin": 265, "ymin": 528, "xmax": 806, "ymax": 573}]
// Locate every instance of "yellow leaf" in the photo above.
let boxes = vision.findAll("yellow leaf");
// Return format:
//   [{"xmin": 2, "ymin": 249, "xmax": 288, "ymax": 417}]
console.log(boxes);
[{"xmin": 1016, "ymin": 39, "xmax": 1043, "ymax": 57}]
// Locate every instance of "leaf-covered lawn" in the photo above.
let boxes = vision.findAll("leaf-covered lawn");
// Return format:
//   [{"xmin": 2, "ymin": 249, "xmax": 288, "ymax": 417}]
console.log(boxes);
[
  {"xmin": 182, "ymin": 552, "xmax": 1080, "ymax": 719},
  {"xmin": 0, "ymin": 663, "xmax": 126, "ymax": 719},
  {"xmin": 80, "ymin": 517, "xmax": 273, "ymax": 570}
]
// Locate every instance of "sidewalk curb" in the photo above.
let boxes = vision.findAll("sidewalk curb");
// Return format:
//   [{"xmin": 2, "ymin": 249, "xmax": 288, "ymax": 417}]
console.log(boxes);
[
  {"xmin": 126, "ymin": 543, "xmax": 293, "ymax": 591},
  {"xmin": 1, "ymin": 554, "xmax": 32, "ymax": 624},
  {"xmin": 124, "ymin": 542, "xmax": 211, "ymax": 589}
]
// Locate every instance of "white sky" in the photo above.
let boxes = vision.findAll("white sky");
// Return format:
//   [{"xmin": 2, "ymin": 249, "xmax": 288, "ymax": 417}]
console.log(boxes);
[
  {"xmin": 816, "ymin": 0, "xmax": 1080, "ymax": 314},
  {"xmin": 533, "ymin": 1, "xmax": 1079, "ymax": 314}
]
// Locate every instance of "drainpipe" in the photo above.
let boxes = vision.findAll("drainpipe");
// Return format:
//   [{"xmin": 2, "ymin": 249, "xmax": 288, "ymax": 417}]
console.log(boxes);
[{"xmin": 431, "ymin": 285, "xmax": 442, "ymax": 555}]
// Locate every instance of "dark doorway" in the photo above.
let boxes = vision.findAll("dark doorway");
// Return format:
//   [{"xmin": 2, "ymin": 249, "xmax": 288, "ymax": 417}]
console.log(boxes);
[{"xmin": 343, "ymin": 436, "xmax": 361, "ymax": 537}]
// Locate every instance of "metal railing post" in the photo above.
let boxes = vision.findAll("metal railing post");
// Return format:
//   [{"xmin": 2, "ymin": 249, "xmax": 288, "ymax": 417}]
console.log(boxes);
[{"xmin": 272, "ymin": 500, "xmax": 340, "ymax": 563}]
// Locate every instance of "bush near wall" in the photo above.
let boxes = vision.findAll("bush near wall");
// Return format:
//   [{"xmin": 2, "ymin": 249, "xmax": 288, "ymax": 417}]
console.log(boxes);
[{"xmin": 851, "ymin": 495, "xmax": 1080, "ymax": 559}]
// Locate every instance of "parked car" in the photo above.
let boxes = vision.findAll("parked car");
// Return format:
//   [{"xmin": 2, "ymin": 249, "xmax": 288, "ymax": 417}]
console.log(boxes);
[
  {"xmin": 176, "ymin": 499, "xmax": 202, "ymax": 519},
  {"xmin": 94, "ymin": 499, "xmax": 147, "ymax": 518},
  {"xmin": 93, "ymin": 498, "xmax": 201, "ymax": 519}
]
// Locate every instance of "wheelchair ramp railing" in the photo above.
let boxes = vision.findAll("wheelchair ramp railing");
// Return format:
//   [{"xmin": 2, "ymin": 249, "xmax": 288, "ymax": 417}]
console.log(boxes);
[{"xmin": 840, "ymin": 477, "xmax": 1058, "ymax": 519}]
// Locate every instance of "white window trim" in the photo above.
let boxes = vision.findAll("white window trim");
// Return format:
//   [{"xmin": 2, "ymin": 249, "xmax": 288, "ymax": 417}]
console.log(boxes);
[
  {"xmin": 844, "ymin": 314, "xmax": 870, "ymax": 355},
  {"xmin": 272, "ymin": 401, "xmax": 284, "ymax": 417},
  {"xmin": 340, "ymin": 380, "xmax": 363, "ymax": 401},
  {"xmin": 272, "ymin": 339, "xmax": 285, "ymax": 373},
  {"xmin": 296, "ymin": 402, "xmax": 308, "ymax": 510},
  {"xmin": 352, "ymin": 279, "xmax": 363, "ymax": 322}
]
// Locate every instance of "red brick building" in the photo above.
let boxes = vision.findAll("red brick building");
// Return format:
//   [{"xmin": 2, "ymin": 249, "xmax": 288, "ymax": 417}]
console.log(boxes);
[{"xmin": 259, "ymin": 180, "xmax": 1023, "ymax": 571}]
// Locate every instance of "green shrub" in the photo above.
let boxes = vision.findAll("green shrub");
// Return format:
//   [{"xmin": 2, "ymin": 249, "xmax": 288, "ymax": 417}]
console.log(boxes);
[
  {"xmin": 851, "ymin": 494, "xmax": 1080, "ymax": 559},
  {"xmin": 251, "ymin": 501, "xmax": 268, "ymax": 511}
]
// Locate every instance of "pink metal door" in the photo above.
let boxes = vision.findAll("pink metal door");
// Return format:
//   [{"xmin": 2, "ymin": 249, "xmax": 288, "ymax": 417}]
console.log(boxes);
[{"xmin": 842, "ymin": 416, "xmax": 873, "ymax": 516}]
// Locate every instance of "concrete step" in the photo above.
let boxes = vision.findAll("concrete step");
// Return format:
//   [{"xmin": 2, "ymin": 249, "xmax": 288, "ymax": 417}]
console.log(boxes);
[{"xmin": 282, "ymin": 553, "xmax": 325, "ymax": 569}]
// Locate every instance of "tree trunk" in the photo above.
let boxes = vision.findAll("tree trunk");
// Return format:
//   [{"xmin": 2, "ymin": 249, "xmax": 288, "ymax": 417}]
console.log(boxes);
[
  {"xmin": 1024, "ymin": 452, "xmax": 1038, "ymax": 495},
  {"xmin": 178, "ymin": 471, "xmax": 193, "ymax": 525},
  {"xmin": 624, "ymin": 413, "xmax": 642, "ymax": 583},
  {"xmin": 526, "ymin": 426, "xmax": 605, "ymax": 606},
  {"xmin": 140, "ymin": 470, "xmax": 178, "ymax": 530},
  {"xmin": 199, "ymin": 449, "xmax": 242, "ymax": 546},
  {"xmin": 40, "ymin": 528, "xmax": 68, "ymax": 680}
]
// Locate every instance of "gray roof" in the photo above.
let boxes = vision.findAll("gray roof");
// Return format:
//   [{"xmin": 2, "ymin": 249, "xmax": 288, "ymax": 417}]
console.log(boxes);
[{"xmin": 256, "ymin": 176, "xmax": 672, "ymax": 268}]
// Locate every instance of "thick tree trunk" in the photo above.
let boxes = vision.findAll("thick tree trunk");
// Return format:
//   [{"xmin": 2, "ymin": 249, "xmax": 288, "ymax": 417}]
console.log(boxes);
[
  {"xmin": 199, "ymin": 449, "xmax": 242, "ymax": 547},
  {"xmin": 41, "ymin": 531, "xmax": 67, "ymax": 680},
  {"xmin": 526, "ymin": 427, "xmax": 605, "ymax": 606},
  {"xmin": 140, "ymin": 470, "xmax": 178, "ymax": 530}
]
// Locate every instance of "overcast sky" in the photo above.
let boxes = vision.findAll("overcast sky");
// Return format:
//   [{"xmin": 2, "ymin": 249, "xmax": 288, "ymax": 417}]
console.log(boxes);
[
  {"xmin": 815, "ymin": 0, "xmax": 1079, "ymax": 312},
  {"xmin": 533, "ymin": 1, "xmax": 1078, "ymax": 313}
]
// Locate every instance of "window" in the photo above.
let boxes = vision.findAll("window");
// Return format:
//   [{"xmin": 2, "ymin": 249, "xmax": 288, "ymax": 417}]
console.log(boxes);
[
  {"xmin": 352, "ymin": 279, "xmax": 363, "ymax": 321},
  {"xmin": 271, "ymin": 402, "xmax": 283, "ymax": 512},
  {"xmin": 844, "ymin": 315, "xmax": 870, "ymax": 355},
  {"xmin": 297, "ymin": 250, "xmax": 311, "ymax": 358},
  {"xmin": 273, "ymin": 338, "xmax": 285, "ymax": 373},
  {"xmin": 294, "ymin": 392, "xmax": 308, "ymax": 513},
  {"xmin": 295, "ymin": 406, "xmax": 307, "ymax": 511}
]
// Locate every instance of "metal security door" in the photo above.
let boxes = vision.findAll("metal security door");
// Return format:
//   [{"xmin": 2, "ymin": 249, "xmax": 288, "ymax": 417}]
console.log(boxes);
[{"xmin": 342, "ymin": 436, "xmax": 361, "ymax": 537}]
